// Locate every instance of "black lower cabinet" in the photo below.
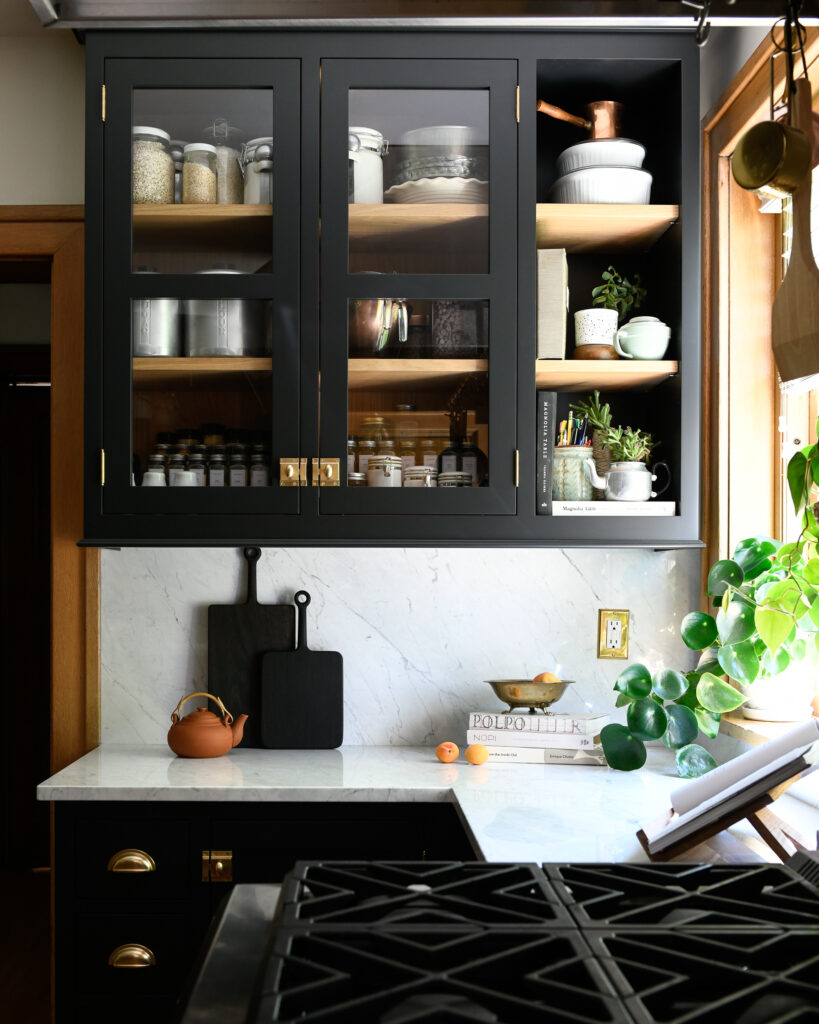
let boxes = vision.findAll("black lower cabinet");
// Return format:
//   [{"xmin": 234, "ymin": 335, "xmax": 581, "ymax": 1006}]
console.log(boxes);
[{"xmin": 54, "ymin": 801, "xmax": 476, "ymax": 1023}]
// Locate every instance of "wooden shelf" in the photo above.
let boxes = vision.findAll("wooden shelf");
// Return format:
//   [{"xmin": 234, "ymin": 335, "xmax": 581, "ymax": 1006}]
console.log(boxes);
[
  {"xmin": 133, "ymin": 204, "xmax": 272, "ymax": 227},
  {"xmin": 719, "ymin": 713, "xmax": 817, "ymax": 748},
  {"xmin": 535, "ymin": 358, "xmax": 677, "ymax": 392},
  {"xmin": 349, "ymin": 203, "xmax": 487, "ymax": 252},
  {"xmin": 133, "ymin": 356, "xmax": 272, "ymax": 391},
  {"xmin": 536, "ymin": 204, "xmax": 679, "ymax": 253},
  {"xmin": 133, "ymin": 204, "xmax": 272, "ymax": 270},
  {"xmin": 348, "ymin": 357, "xmax": 488, "ymax": 392}
]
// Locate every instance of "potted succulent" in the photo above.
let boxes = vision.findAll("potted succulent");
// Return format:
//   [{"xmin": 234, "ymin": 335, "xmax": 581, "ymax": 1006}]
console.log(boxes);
[
  {"xmin": 574, "ymin": 265, "xmax": 647, "ymax": 350},
  {"xmin": 569, "ymin": 390, "xmax": 612, "ymax": 498}
]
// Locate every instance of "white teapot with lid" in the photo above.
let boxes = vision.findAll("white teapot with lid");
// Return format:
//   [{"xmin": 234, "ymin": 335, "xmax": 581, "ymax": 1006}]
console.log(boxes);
[{"xmin": 613, "ymin": 316, "xmax": 671, "ymax": 360}]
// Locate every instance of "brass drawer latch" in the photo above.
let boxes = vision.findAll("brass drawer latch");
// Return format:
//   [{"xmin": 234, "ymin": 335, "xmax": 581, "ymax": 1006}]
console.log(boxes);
[
  {"xmin": 311, "ymin": 457, "xmax": 340, "ymax": 486},
  {"xmin": 279, "ymin": 457, "xmax": 308, "ymax": 486},
  {"xmin": 201, "ymin": 849, "xmax": 233, "ymax": 882}
]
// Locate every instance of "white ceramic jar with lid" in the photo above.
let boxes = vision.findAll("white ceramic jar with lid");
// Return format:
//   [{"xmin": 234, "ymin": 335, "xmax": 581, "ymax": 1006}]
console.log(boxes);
[
  {"xmin": 242, "ymin": 137, "xmax": 274, "ymax": 204},
  {"xmin": 366, "ymin": 454, "xmax": 402, "ymax": 487},
  {"xmin": 403, "ymin": 466, "xmax": 437, "ymax": 488},
  {"xmin": 348, "ymin": 127, "xmax": 388, "ymax": 204}
]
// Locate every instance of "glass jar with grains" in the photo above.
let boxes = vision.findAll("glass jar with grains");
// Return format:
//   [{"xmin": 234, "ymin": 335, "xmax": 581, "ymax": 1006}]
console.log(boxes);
[
  {"xmin": 132, "ymin": 126, "xmax": 174, "ymax": 204},
  {"xmin": 202, "ymin": 118, "xmax": 244, "ymax": 204},
  {"xmin": 182, "ymin": 143, "xmax": 217, "ymax": 204}
]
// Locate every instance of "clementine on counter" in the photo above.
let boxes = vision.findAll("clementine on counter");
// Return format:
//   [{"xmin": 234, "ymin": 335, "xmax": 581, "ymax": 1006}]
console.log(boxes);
[
  {"xmin": 532, "ymin": 671, "xmax": 561, "ymax": 682},
  {"xmin": 465, "ymin": 743, "xmax": 489, "ymax": 765},
  {"xmin": 435, "ymin": 741, "xmax": 459, "ymax": 763}
]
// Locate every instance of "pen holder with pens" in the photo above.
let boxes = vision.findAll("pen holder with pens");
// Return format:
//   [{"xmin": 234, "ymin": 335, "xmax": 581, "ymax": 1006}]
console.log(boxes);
[{"xmin": 552, "ymin": 446, "xmax": 594, "ymax": 501}]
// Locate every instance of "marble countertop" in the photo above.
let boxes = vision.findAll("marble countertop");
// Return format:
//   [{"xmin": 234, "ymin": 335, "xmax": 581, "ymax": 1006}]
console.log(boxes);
[{"xmin": 38, "ymin": 743, "xmax": 784, "ymax": 864}]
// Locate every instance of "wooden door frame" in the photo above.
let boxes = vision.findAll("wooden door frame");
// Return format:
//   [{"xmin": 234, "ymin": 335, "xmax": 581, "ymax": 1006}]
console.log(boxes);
[{"xmin": 0, "ymin": 206, "xmax": 99, "ymax": 774}]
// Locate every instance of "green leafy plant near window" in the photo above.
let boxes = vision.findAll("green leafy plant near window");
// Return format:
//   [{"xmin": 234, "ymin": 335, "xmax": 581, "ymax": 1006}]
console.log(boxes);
[
  {"xmin": 592, "ymin": 265, "xmax": 647, "ymax": 324},
  {"xmin": 601, "ymin": 421, "xmax": 819, "ymax": 778}
]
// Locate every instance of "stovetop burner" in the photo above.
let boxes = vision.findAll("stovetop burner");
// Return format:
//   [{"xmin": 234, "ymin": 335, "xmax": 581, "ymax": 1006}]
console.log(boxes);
[{"xmin": 243, "ymin": 860, "xmax": 819, "ymax": 1024}]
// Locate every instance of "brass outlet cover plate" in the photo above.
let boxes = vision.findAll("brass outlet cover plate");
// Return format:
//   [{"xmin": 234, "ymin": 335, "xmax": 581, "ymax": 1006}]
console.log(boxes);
[{"xmin": 598, "ymin": 609, "xmax": 629, "ymax": 659}]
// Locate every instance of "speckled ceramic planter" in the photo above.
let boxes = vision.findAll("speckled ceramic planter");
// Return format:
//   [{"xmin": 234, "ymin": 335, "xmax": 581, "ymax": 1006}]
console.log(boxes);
[{"xmin": 574, "ymin": 307, "xmax": 618, "ymax": 348}]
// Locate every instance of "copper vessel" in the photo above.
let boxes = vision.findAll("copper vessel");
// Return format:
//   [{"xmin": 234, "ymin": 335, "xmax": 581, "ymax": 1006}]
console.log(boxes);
[{"xmin": 537, "ymin": 99, "xmax": 623, "ymax": 140}]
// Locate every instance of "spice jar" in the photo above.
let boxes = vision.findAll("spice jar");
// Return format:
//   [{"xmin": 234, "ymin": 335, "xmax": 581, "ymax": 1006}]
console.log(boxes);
[
  {"xmin": 356, "ymin": 439, "xmax": 376, "ymax": 474},
  {"xmin": 201, "ymin": 423, "xmax": 226, "ymax": 447},
  {"xmin": 348, "ymin": 127, "xmax": 388, "ymax": 204},
  {"xmin": 347, "ymin": 438, "xmax": 357, "ymax": 474},
  {"xmin": 132, "ymin": 126, "xmax": 174, "ymax": 204},
  {"xmin": 250, "ymin": 453, "xmax": 270, "ymax": 487},
  {"xmin": 208, "ymin": 453, "xmax": 226, "ymax": 487},
  {"xmin": 182, "ymin": 143, "xmax": 217, "ymax": 204},
  {"xmin": 167, "ymin": 453, "xmax": 187, "ymax": 486},
  {"xmin": 242, "ymin": 136, "xmax": 274, "ymax": 204},
  {"xmin": 376, "ymin": 439, "xmax": 396, "ymax": 458},
  {"xmin": 403, "ymin": 466, "xmax": 437, "ymax": 488},
  {"xmin": 419, "ymin": 438, "xmax": 441, "ymax": 470},
  {"xmin": 229, "ymin": 452, "xmax": 248, "ymax": 487},
  {"xmin": 438, "ymin": 471, "xmax": 473, "ymax": 488},
  {"xmin": 347, "ymin": 472, "xmax": 367, "ymax": 487},
  {"xmin": 366, "ymin": 454, "xmax": 402, "ymax": 488},
  {"xmin": 398, "ymin": 439, "xmax": 416, "ymax": 474},
  {"xmin": 202, "ymin": 118, "xmax": 244, "ymax": 204},
  {"xmin": 188, "ymin": 452, "xmax": 207, "ymax": 487}
]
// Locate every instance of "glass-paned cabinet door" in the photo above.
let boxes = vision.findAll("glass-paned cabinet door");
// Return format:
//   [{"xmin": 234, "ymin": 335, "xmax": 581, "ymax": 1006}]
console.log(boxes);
[
  {"xmin": 100, "ymin": 60, "xmax": 300, "ymax": 517},
  {"xmin": 319, "ymin": 59, "xmax": 517, "ymax": 516}
]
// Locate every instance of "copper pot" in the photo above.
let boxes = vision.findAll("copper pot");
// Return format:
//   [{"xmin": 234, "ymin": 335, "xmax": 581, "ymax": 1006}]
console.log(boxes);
[
  {"xmin": 732, "ymin": 117, "xmax": 812, "ymax": 195},
  {"xmin": 537, "ymin": 99, "xmax": 623, "ymax": 140}
]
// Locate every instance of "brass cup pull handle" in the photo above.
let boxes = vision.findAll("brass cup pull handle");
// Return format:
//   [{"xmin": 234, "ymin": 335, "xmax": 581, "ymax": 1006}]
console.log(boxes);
[
  {"xmin": 107, "ymin": 848, "xmax": 156, "ymax": 873},
  {"xmin": 108, "ymin": 943, "xmax": 156, "ymax": 968}
]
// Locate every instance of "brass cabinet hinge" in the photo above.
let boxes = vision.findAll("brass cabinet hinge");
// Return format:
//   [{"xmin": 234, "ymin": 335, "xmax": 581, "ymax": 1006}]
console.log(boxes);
[
  {"xmin": 201, "ymin": 850, "xmax": 233, "ymax": 882},
  {"xmin": 311, "ymin": 457, "xmax": 340, "ymax": 486},
  {"xmin": 515, "ymin": 85, "xmax": 520, "ymax": 124},
  {"xmin": 514, "ymin": 449, "xmax": 519, "ymax": 487},
  {"xmin": 101, "ymin": 83, "xmax": 106, "ymax": 122},
  {"xmin": 100, "ymin": 448, "xmax": 105, "ymax": 486}
]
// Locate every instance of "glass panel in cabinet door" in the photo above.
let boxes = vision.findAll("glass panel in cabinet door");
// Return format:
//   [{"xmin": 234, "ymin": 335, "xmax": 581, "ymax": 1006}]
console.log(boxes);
[
  {"xmin": 132, "ymin": 89, "xmax": 273, "ymax": 274},
  {"xmin": 347, "ymin": 298, "xmax": 489, "ymax": 491},
  {"xmin": 131, "ymin": 297, "xmax": 273, "ymax": 490},
  {"xmin": 348, "ymin": 90, "xmax": 489, "ymax": 275}
]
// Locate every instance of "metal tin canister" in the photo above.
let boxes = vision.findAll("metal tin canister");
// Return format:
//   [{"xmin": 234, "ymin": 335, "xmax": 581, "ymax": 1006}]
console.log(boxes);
[
  {"xmin": 133, "ymin": 268, "xmax": 182, "ymax": 356},
  {"xmin": 366, "ymin": 454, "xmax": 402, "ymax": 487},
  {"xmin": 438, "ymin": 471, "xmax": 473, "ymax": 487},
  {"xmin": 185, "ymin": 267, "xmax": 267, "ymax": 356},
  {"xmin": 403, "ymin": 466, "xmax": 438, "ymax": 487}
]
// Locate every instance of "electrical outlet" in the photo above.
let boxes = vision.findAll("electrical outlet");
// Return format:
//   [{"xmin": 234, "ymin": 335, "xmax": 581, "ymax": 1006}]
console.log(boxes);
[{"xmin": 598, "ymin": 609, "xmax": 629, "ymax": 659}]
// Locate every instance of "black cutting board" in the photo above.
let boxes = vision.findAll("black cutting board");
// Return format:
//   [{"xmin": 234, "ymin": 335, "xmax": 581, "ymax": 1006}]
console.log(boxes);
[
  {"xmin": 208, "ymin": 547, "xmax": 296, "ymax": 748},
  {"xmin": 261, "ymin": 590, "xmax": 343, "ymax": 749}
]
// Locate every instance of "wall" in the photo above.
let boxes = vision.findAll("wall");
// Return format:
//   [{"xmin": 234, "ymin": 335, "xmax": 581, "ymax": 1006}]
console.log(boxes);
[{"xmin": 699, "ymin": 26, "xmax": 768, "ymax": 118}]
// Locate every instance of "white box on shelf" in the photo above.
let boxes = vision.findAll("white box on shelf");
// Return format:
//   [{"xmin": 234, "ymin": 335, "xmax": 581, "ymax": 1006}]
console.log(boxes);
[{"xmin": 537, "ymin": 248, "xmax": 568, "ymax": 359}]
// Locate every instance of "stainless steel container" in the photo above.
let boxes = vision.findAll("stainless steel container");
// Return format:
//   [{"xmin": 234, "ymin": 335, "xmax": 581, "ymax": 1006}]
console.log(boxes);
[
  {"xmin": 132, "ymin": 270, "xmax": 181, "ymax": 356},
  {"xmin": 184, "ymin": 267, "xmax": 267, "ymax": 357}
]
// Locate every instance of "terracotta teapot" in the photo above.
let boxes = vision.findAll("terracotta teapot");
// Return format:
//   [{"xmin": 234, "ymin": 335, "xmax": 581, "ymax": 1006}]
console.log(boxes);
[{"xmin": 167, "ymin": 692, "xmax": 248, "ymax": 758}]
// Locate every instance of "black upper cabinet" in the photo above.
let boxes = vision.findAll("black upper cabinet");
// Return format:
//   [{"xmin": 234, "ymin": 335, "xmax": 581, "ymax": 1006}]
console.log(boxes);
[{"xmin": 83, "ymin": 30, "xmax": 701, "ymax": 547}]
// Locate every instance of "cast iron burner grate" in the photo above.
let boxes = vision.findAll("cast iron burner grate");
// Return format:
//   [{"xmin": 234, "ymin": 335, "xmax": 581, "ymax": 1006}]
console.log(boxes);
[{"xmin": 249, "ymin": 861, "xmax": 819, "ymax": 1024}]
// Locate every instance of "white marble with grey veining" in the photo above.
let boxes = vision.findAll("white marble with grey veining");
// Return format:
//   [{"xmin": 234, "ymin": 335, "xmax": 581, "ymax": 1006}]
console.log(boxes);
[{"xmin": 100, "ymin": 547, "xmax": 701, "ymax": 746}]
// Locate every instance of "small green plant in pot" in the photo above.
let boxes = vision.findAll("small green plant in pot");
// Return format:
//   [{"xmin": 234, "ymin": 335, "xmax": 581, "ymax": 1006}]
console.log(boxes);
[
  {"xmin": 569, "ymin": 390, "xmax": 612, "ymax": 497},
  {"xmin": 574, "ymin": 265, "xmax": 647, "ymax": 349}
]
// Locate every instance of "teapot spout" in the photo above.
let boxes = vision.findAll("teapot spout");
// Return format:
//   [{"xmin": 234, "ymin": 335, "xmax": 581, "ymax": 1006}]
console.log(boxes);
[
  {"xmin": 230, "ymin": 714, "xmax": 249, "ymax": 748},
  {"xmin": 583, "ymin": 459, "xmax": 606, "ymax": 490}
]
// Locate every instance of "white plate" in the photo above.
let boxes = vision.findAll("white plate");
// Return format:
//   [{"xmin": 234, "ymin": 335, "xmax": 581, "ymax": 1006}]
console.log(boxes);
[{"xmin": 384, "ymin": 177, "xmax": 489, "ymax": 204}]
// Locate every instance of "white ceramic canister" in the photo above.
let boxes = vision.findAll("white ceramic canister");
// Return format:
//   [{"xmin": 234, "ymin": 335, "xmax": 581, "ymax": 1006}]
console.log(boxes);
[
  {"xmin": 438, "ymin": 471, "xmax": 473, "ymax": 488},
  {"xmin": 403, "ymin": 466, "xmax": 438, "ymax": 488},
  {"xmin": 242, "ymin": 137, "xmax": 273, "ymax": 204},
  {"xmin": 349, "ymin": 127, "xmax": 388, "ymax": 204},
  {"xmin": 366, "ymin": 454, "xmax": 402, "ymax": 487}
]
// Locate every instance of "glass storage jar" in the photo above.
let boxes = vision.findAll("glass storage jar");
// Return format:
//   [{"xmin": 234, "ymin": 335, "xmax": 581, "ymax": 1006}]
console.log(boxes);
[
  {"xmin": 208, "ymin": 453, "xmax": 226, "ymax": 487},
  {"xmin": 132, "ymin": 126, "xmax": 174, "ymax": 204},
  {"xmin": 242, "ymin": 136, "xmax": 273, "ymax": 204},
  {"xmin": 348, "ymin": 127, "xmax": 388, "ymax": 203},
  {"xmin": 419, "ymin": 438, "xmax": 441, "ymax": 470},
  {"xmin": 182, "ymin": 143, "xmax": 217, "ymax": 204},
  {"xmin": 552, "ymin": 446, "xmax": 594, "ymax": 501},
  {"xmin": 356, "ymin": 439, "xmax": 376, "ymax": 474},
  {"xmin": 250, "ymin": 453, "xmax": 270, "ymax": 487},
  {"xmin": 347, "ymin": 438, "xmax": 357, "ymax": 474},
  {"xmin": 202, "ymin": 118, "xmax": 244, "ymax": 204},
  {"xmin": 403, "ymin": 466, "xmax": 437, "ymax": 488},
  {"xmin": 229, "ymin": 453, "xmax": 248, "ymax": 487},
  {"xmin": 347, "ymin": 472, "xmax": 367, "ymax": 487},
  {"xmin": 169, "ymin": 139, "xmax": 186, "ymax": 203},
  {"xmin": 367, "ymin": 454, "xmax": 402, "ymax": 488},
  {"xmin": 359, "ymin": 415, "xmax": 391, "ymax": 445},
  {"xmin": 398, "ymin": 439, "xmax": 417, "ymax": 474}
]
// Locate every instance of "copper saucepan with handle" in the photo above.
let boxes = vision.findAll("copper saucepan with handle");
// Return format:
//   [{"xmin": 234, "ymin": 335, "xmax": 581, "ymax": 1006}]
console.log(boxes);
[{"xmin": 536, "ymin": 99, "xmax": 623, "ymax": 140}]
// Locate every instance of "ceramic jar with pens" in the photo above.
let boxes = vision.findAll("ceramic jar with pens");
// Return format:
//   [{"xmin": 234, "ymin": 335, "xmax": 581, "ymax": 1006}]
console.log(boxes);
[{"xmin": 552, "ymin": 413, "xmax": 594, "ymax": 501}]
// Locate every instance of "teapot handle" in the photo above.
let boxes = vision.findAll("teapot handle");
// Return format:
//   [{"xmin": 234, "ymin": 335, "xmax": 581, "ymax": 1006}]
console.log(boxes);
[
  {"xmin": 650, "ymin": 461, "xmax": 671, "ymax": 498},
  {"xmin": 171, "ymin": 691, "xmax": 233, "ymax": 725}
]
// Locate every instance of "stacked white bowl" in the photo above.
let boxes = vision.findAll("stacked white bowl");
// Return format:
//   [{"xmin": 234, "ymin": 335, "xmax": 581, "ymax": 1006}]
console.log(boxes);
[{"xmin": 549, "ymin": 138, "xmax": 651, "ymax": 204}]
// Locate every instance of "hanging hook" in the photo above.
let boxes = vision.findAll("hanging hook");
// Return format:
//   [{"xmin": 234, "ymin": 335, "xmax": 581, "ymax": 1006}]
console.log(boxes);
[{"xmin": 681, "ymin": 0, "xmax": 712, "ymax": 48}]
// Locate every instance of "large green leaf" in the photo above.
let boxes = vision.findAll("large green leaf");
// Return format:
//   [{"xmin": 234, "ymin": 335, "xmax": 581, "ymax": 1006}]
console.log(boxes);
[
  {"xmin": 614, "ymin": 663, "xmax": 652, "ymax": 700},
  {"xmin": 652, "ymin": 668, "xmax": 688, "ymax": 701},
  {"xmin": 627, "ymin": 698, "xmax": 668, "ymax": 740},
  {"xmin": 681, "ymin": 612, "xmax": 718, "ymax": 651},
  {"xmin": 716, "ymin": 599, "xmax": 756, "ymax": 645},
  {"xmin": 662, "ymin": 704, "xmax": 699, "ymax": 749},
  {"xmin": 599, "ymin": 724, "xmax": 648, "ymax": 772},
  {"xmin": 733, "ymin": 537, "xmax": 779, "ymax": 580},
  {"xmin": 707, "ymin": 559, "xmax": 744, "ymax": 597},
  {"xmin": 696, "ymin": 647, "xmax": 722, "ymax": 675},
  {"xmin": 697, "ymin": 672, "xmax": 747, "ymax": 713},
  {"xmin": 717, "ymin": 640, "xmax": 759, "ymax": 683},
  {"xmin": 676, "ymin": 744, "xmax": 719, "ymax": 778},
  {"xmin": 754, "ymin": 606, "xmax": 794, "ymax": 656},
  {"xmin": 765, "ymin": 579, "xmax": 808, "ymax": 617},
  {"xmin": 760, "ymin": 645, "xmax": 790, "ymax": 676},
  {"xmin": 788, "ymin": 450, "xmax": 808, "ymax": 515},
  {"xmin": 694, "ymin": 709, "xmax": 721, "ymax": 738},
  {"xmin": 803, "ymin": 558, "xmax": 819, "ymax": 585}
]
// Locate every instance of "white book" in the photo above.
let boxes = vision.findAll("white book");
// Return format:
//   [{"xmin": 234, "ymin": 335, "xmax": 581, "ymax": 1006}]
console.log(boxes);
[
  {"xmin": 467, "ymin": 728, "xmax": 600, "ymax": 749},
  {"xmin": 485, "ymin": 745, "xmax": 607, "ymax": 766},
  {"xmin": 468, "ymin": 711, "xmax": 608, "ymax": 735},
  {"xmin": 537, "ymin": 249, "xmax": 568, "ymax": 359},
  {"xmin": 551, "ymin": 500, "xmax": 676, "ymax": 517}
]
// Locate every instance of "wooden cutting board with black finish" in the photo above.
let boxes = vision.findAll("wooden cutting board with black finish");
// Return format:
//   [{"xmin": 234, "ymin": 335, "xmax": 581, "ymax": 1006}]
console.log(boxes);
[
  {"xmin": 208, "ymin": 547, "xmax": 296, "ymax": 748},
  {"xmin": 261, "ymin": 590, "xmax": 343, "ymax": 749}
]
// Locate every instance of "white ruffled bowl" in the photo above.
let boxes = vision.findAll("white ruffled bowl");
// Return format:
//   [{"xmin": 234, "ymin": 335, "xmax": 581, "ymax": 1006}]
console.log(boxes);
[{"xmin": 549, "ymin": 166, "xmax": 652, "ymax": 204}]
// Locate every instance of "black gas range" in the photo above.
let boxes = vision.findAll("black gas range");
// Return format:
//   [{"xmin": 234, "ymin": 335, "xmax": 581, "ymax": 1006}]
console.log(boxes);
[{"xmin": 179, "ymin": 858, "xmax": 819, "ymax": 1024}]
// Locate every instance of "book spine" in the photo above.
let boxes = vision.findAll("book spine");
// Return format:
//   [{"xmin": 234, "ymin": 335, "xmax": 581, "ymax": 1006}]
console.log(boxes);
[
  {"xmin": 467, "ymin": 729, "xmax": 600, "ymax": 750},
  {"xmin": 536, "ymin": 389, "xmax": 557, "ymax": 516},
  {"xmin": 485, "ymin": 745, "xmax": 607, "ymax": 765},
  {"xmin": 467, "ymin": 712, "xmax": 607, "ymax": 735}
]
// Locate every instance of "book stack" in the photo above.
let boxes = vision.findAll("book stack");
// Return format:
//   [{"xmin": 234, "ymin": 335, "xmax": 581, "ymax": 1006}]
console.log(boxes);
[{"xmin": 466, "ymin": 710, "xmax": 609, "ymax": 765}]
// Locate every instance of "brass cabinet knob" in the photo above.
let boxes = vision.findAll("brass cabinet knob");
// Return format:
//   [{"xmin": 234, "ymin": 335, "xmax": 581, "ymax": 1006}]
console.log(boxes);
[
  {"xmin": 106, "ymin": 848, "xmax": 156, "ymax": 873},
  {"xmin": 285, "ymin": 464, "xmax": 295, "ymax": 478},
  {"xmin": 323, "ymin": 464, "xmax": 334, "ymax": 479},
  {"xmin": 108, "ymin": 943, "xmax": 156, "ymax": 968}
]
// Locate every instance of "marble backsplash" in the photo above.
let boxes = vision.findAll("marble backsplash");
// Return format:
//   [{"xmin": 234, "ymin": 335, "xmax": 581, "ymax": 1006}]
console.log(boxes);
[{"xmin": 101, "ymin": 547, "xmax": 701, "ymax": 746}]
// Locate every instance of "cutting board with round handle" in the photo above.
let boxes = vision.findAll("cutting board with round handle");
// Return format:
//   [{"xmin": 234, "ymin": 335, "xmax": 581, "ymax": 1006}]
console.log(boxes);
[
  {"xmin": 772, "ymin": 76, "xmax": 819, "ymax": 386},
  {"xmin": 260, "ymin": 590, "xmax": 344, "ymax": 749},
  {"xmin": 208, "ymin": 547, "xmax": 296, "ymax": 748}
]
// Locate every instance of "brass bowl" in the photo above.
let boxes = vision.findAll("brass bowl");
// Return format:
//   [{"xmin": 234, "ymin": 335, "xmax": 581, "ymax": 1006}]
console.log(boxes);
[{"xmin": 487, "ymin": 679, "xmax": 573, "ymax": 713}]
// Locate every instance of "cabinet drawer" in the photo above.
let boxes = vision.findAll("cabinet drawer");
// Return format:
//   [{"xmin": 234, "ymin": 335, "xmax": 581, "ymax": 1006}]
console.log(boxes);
[
  {"xmin": 74, "ymin": 995, "xmax": 178, "ymax": 1024},
  {"xmin": 72, "ymin": 816, "xmax": 193, "ymax": 900}
]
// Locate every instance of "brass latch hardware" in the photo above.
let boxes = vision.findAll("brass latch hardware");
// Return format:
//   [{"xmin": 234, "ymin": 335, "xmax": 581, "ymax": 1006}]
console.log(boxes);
[
  {"xmin": 108, "ymin": 943, "xmax": 156, "ymax": 968},
  {"xmin": 279, "ymin": 457, "xmax": 308, "ymax": 487},
  {"xmin": 101, "ymin": 83, "xmax": 106, "ymax": 122},
  {"xmin": 100, "ymin": 448, "xmax": 106, "ymax": 486},
  {"xmin": 107, "ymin": 848, "xmax": 156, "ymax": 873},
  {"xmin": 515, "ymin": 85, "xmax": 520, "ymax": 124},
  {"xmin": 201, "ymin": 850, "xmax": 233, "ymax": 882},
  {"xmin": 514, "ymin": 449, "xmax": 520, "ymax": 487},
  {"xmin": 311, "ymin": 457, "xmax": 340, "ymax": 486}
]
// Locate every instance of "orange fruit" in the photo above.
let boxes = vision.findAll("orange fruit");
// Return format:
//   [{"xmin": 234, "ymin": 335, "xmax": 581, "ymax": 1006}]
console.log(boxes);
[
  {"xmin": 435, "ymin": 741, "xmax": 459, "ymax": 763},
  {"xmin": 465, "ymin": 743, "xmax": 489, "ymax": 765},
  {"xmin": 533, "ymin": 671, "xmax": 561, "ymax": 683}
]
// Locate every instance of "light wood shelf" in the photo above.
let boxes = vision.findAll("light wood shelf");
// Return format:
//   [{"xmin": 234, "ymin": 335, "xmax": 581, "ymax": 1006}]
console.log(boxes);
[
  {"xmin": 536, "ymin": 203, "xmax": 679, "ymax": 253},
  {"xmin": 133, "ymin": 356, "xmax": 272, "ymax": 391},
  {"xmin": 348, "ymin": 357, "xmax": 488, "ymax": 392},
  {"xmin": 719, "ymin": 712, "xmax": 817, "ymax": 748},
  {"xmin": 349, "ymin": 203, "xmax": 487, "ymax": 252},
  {"xmin": 535, "ymin": 358, "xmax": 677, "ymax": 392},
  {"xmin": 132, "ymin": 204, "xmax": 272, "ymax": 227}
]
